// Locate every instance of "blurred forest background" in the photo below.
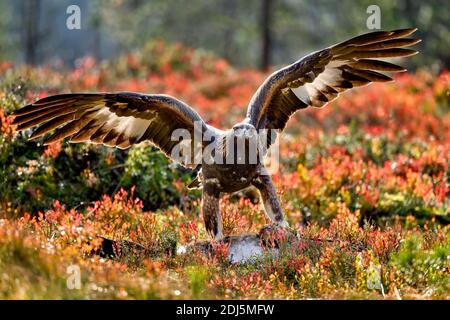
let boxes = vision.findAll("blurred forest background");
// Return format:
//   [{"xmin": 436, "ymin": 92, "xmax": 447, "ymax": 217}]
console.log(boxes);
[{"xmin": 0, "ymin": 0, "xmax": 448, "ymax": 71}]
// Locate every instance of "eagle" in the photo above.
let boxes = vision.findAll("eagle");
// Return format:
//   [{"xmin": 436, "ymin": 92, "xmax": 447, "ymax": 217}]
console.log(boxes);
[{"xmin": 12, "ymin": 28, "xmax": 419, "ymax": 240}]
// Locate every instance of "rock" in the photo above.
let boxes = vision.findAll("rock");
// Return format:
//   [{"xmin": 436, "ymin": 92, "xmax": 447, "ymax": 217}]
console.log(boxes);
[
  {"xmin": 178, "ymin": 234, "xmax": 273, "ymax": 264},
  {"xmin": 177, "ymin": 225, "xmax": 299, "ymax": 264}
]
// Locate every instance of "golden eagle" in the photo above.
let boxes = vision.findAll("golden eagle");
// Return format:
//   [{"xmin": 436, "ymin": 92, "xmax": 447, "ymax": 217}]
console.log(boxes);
[{"xmin": 12, "ymin": 28, "xmax": 419, "ymax": 240}]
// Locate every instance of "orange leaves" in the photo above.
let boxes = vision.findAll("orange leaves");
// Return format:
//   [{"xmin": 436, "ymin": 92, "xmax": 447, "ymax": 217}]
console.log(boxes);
[
  {"xmin": 0, "ymin": 61, "xmax": 12, "ymax": 74},
  {"xmin": 366, "ymin": 228, "xmax": 400, "ymax": 260},
  {"xmin": 210, "ymin": 270, "xmax": 271, "ymax": 298},
  {"xmin": 219, "ymin": 195, "xmax": 264, "ymax": 235},
  {"xmin": 43, "ymin": 142, "xmax": 62, "ymax": 159},
  {"xmin": 220, "ymin": 196, "xmax": 253, "ymax": 236},
  {"xmin": 179, "ymin": 221, "xmax": 199, "ymax": 243},
  {"xmin": 89, "ymin": 188, "xmax": 160, "ymax": 245},
  {"xmin": 0, "ymin": 108, "xmax": 14, "ymax": 136},
  {"xmin": 327, "ymin": 203, "xmax": 361, "ymax": 241}
]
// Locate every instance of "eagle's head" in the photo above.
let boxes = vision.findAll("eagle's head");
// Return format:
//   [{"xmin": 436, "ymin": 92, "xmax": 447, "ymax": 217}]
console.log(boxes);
[
  {"xmin": 231, "ymin": 123, "xmax": 257, "ymax": 140},
  {"xmin": 227, "ymin": 122, "xmax": 260, "ymax": 164}
]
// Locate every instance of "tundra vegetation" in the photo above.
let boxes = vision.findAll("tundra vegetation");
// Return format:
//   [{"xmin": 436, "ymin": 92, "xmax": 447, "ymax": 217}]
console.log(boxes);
[{"xmin": 0, "ymin": 42, "xmax": 448, "ymax": 299}]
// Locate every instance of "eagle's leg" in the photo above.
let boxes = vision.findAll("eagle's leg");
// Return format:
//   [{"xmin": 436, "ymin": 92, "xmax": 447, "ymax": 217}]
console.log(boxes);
[
  {"xmin": 201, "ymin": 182, "xmax": 224, "ymax": 240},
  {"xmin": 252, "ymin": 174, "xmax": 289, "ymax": 228}
]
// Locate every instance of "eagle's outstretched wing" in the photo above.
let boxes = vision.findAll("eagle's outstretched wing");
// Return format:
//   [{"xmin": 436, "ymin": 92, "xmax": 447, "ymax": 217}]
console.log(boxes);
[
  {"xmin": 246, "ymin": 28, "xmax": 420, "ymax": 143},
  {"xmin": 12, "ymin": 92, "xmax": 209, "ymax": 165}
]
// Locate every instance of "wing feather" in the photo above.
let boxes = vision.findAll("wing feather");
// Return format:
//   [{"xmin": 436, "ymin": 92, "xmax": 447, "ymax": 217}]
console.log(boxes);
[
  {"xmin": 12, "ymin": 92, "xmax": 211, "ymax": 167},
  {"xmin": 246, "ymin": 28, "xmax": 420, "ymax": 140}
]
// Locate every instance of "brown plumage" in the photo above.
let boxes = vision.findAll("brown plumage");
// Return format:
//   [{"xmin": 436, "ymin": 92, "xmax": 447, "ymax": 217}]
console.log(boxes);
[
  {"xmin": 13, "ymin": 92, "xmax": 209, "ymax": 156},
  {"xmin": 11, "ymin": 28, "xmax": 420, "ymax": 240}
]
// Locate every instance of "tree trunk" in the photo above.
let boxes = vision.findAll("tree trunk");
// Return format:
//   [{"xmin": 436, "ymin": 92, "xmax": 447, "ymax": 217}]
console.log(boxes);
[
  {"xmin": 223, "ymin": 0, "xmax": 236, "ymax": 62},
  {"xmin": 22, "ymin": 0, "xmax": 41, "ymax": 65},
  {"xmin": 260, "ymin": 0, "xmax": 273, "ymax": 70}
]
